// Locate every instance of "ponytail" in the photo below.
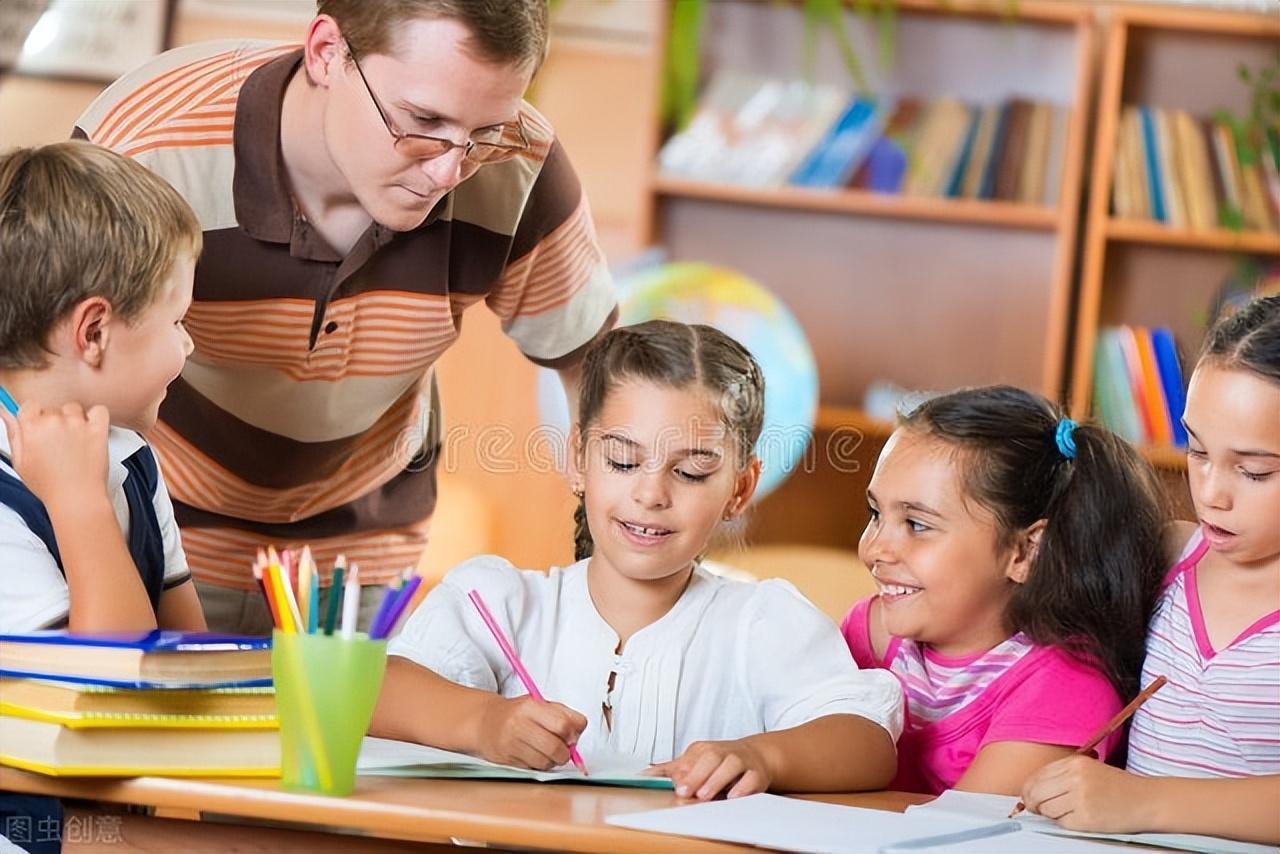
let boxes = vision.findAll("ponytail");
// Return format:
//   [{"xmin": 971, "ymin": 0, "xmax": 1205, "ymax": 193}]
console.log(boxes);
[
  {"xmin": 1008, "ymin": 423, "xmax": 1169, "ymax": 697},
  {"xmin": 905, "ymin": 386, "xmax": 1169, "ymax": 697},
  {"xmin": 573, "ymin": 494, "xmax": 593, "ymax": 561}
]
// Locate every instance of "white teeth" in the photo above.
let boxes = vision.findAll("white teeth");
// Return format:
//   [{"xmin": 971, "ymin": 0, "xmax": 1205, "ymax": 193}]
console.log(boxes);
[
  {"xmin": 623, "ymin": 522, "xmax": 670, "ymax": 537},
  {"xmin": 879, "ymin": 583, "xmax": 922, "ymax": 597}
]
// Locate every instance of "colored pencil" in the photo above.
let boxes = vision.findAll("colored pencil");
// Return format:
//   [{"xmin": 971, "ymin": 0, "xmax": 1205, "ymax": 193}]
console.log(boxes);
[
  {"xmin": 323, "ymin": 565, "xmax": 344, "ymax": 636},
  {"xmin": 340, "ymin": 561, "xmax": 361, "ymax": 638},
  {"xmin": 298, "ymin": 548, "xmax": 313, "ymax": 632},
  {"xmin": 267, "ymin": 562, "xmax": 296, "ymax": 633},
  {"xmin": 467, "ymin": 588, "xmax": 589, "ymax": 775}
]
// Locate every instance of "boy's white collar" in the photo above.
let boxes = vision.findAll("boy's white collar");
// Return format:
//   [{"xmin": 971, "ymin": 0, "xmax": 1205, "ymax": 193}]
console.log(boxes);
[{"xmin": 0, "ymin": 425, "xmax": 147, "ymax": 496}]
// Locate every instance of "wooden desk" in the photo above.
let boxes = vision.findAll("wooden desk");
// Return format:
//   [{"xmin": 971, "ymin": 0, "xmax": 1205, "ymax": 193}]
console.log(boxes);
[{"xmin": 0, "ymin": 767, "xmax": 929, "ymax": 852}]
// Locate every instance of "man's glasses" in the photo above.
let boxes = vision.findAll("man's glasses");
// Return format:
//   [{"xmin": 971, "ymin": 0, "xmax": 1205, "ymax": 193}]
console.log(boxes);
[{"xmin": 345, "ymin": 41, "xmax": 529, "ymax": 166}]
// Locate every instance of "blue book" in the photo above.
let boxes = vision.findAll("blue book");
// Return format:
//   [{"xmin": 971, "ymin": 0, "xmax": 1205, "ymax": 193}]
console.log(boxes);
[
  {"xmin": 863, "ymin": 137, "xmax": 909, "ymax": 193},
  {"xmin": 0, "ymin": 630, "xmax": 272, "ymax": 689},
  {"xmin": 789, "ymin": 97, "xmax": 885, "ymax": 188},
  {"xmin": 977, "ymin": 102, "xmax": 1011, "ymax": 200},
  {"xmin": 1138, "ymin": 105, "xmax": 1166, "ymax": 222},
  {"xmin": 944, "ymin": 106, "xmax": 982, "ymax": 198},
  {"xmin": 1150, "ymin": 327, "xmax": 1188, "ymax": 447}
]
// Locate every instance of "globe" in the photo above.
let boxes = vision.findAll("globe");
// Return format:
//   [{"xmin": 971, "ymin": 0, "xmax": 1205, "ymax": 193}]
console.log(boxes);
[{"xmin": 538, "ymin": 262, "xmax": 818, "ymax": 502}]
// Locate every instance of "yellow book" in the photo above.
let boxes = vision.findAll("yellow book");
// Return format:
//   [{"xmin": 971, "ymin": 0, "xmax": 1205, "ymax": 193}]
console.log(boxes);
[
  {"xmin": 0, "ymin": 677, "xmax": 274, "ymax": 719},
  {"xmin": 0, "ymin": 714, "xmax": 279, "ymax": 777},
  {"xmin": 1, "ymin": 700, "xmax": 275, "ymax": 730}
]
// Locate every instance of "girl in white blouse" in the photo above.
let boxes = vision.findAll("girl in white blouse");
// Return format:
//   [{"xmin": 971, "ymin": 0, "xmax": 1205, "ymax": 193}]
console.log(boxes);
[{"xmin": 372, "ymin": 320, "xmax": 903, "ymax": 800}]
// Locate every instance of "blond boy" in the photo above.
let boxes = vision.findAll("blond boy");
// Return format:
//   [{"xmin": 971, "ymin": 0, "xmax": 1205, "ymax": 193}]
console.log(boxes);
[{"xmin": 0, "ymin": 141, "xmax": 205, "ymax": 633}]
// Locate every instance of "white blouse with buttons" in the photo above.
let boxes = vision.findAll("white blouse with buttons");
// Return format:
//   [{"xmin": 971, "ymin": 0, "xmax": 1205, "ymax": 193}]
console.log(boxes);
[{"xmin": 388, "ymin": 555, "xmax": 904, "ymax": 765}]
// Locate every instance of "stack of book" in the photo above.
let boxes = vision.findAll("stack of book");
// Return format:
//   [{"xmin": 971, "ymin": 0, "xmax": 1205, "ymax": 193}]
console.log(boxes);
[
  {"xmin": 657, "ymin": 70, "xmax": 1067, "ymax": 205},
  {"xmin": 1112, "ymin": 105, "xmax": 1280, "ymax": 233},
  {"xmin": 1091, "ymin": 325, "xmax": 1188, "ymax": 449},
  {"xmin": 0, "ymin": 630, "xmax": 278, "ymax": 777}
]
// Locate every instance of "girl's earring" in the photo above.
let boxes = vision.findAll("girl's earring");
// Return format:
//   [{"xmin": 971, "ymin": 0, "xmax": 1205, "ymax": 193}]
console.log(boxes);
[{"xmin": 572, "ymin": 484, "xmax": 585, "ymax": 498}]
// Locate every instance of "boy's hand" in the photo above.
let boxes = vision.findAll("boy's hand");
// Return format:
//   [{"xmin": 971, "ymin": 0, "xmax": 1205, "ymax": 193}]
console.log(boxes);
[
  {"xmin": 1021, "ymin": 754, "xmax": 1150, "ymax": 833},
  {"xmin": 649, "ymin": 738, "xmax": 772, "ymax": 800},
  {"xmin": 475, "ymin": 695, "xmax": 587, "ymax": 770},
  {"xmin": 1, "ymin": 402, "xmax": 111, "ymax": 509}
]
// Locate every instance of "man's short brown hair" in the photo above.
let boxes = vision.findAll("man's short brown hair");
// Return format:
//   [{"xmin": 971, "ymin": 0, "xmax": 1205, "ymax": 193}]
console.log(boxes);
[
  {"xmin": 0, "ymin": 141, "xmax": 202, "ymax": 369},
  {"xmin": 317, "ymin": 0, "xmax": 549, "ymax": 71}
]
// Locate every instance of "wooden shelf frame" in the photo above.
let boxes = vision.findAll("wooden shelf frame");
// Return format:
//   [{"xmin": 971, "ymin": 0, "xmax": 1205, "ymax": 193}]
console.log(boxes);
[
  {"xmin": 654, "ymin": 177, "xmax": 1060, "ymax": 231},
  {"xmin": 1106, "ymin": 219, "xmax": 1280, "ymax": 254},
  {"xmin": 1069, "ymin": 7, "xmax": 1280, "ymax": 431},
  {"xmin": 638, "ymin": 0, "xmax": 1097, "ymax": 406}
]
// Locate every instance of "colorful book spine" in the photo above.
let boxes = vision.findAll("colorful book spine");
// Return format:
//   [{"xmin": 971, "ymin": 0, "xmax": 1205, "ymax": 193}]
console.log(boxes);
[
  {"xmin": 1150, "ymin": 327, "xmax": 1188, "ymax": 448},
  {"xmin": 1116, "ymin": 325, "xmax": 1154, "ymax": 443},
  {"xmin": 1139, "ymin": 106, "xmax": 1167, "ymax": 223},
  {"xmin": 1093, "ymin": 328, "xmax": 1144, "ymax": 445},
  {"xmin": 1134, "ymin": 326, "xmax": 1174, "ymax": 446},
  {"xmin": 789, "ymin": 97, "xmax": 885, "ymax": 188}
]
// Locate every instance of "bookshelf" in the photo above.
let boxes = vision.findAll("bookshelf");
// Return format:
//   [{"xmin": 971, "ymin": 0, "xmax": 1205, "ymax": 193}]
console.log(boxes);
[
  {"xmin": 1070, "ymin": 5, "xmax": 1280, "ymax": 472},
  {"xmin": 636, "ymin": 0, "xmax": 1094, "ymax": 550}
]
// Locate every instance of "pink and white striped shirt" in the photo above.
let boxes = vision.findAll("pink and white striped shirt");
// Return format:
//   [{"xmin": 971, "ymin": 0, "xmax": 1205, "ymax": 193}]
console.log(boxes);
[
  {"xmin": 841, "ymin": 597, "xmax": 1123, "ymax": 794},
  {"xmin": 1128, "ymin": 530, "xmax": 1280, "ymax": 778}
]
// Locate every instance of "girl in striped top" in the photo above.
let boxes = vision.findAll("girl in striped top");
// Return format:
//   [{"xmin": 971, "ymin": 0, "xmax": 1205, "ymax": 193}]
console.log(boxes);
[
  {"xmin": 1022, "ymin": 295, "xmax": 1280, "ymax": 846},
  {"xmin": 841, "ymin": 385, "xmax": 1169, "ymax": 795}
]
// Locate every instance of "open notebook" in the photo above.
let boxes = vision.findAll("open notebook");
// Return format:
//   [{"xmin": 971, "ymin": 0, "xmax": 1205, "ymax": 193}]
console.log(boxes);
[
  {"xmin": 605, "ymin": 791, "xmax": 1278, "ymax": 853},
  {"xmin": 908, "ymin": 790, "xmax": 1279, "ymax": 854},
  {"xmin": 356, "ymin": 736, "xmax": 673, "ymax": 789}
]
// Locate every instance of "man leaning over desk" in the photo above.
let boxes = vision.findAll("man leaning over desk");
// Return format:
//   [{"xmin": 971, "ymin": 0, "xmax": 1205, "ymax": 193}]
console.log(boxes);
[{"xmin": 73, "ymin": 0, "xmax": 617, "ymax": 632}]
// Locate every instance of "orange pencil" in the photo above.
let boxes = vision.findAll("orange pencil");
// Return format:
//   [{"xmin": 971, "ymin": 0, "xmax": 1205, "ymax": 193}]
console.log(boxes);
[
  {"xmin": 253, "ymin": 560, "xmax": 283, "ymax": 630},
  {"xmin": 1009, "ymin": 674, "xmax": 1168, "ymax": 818}
]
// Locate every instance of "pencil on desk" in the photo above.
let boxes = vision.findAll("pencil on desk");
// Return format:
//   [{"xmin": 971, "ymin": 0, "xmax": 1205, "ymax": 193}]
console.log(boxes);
[
  {"xmin": 467, "ymin": 588, "xmax": 589, "ymax": 776},
  {"xmin": 1008, "ymin": 674, "xmax": 1168, "ymax": 818}
]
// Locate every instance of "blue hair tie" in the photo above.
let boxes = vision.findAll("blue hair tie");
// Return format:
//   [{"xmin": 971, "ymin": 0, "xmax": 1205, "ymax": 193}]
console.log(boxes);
[{"xmin": 1055, "ymin": 418, "xmax": 1078, "ymax": 460}]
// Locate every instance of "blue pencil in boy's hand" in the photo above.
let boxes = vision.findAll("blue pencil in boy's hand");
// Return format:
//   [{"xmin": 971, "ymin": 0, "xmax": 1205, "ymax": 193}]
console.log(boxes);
[{"xmin": 0, "ymin": 385, "xmax": 19, "ymax": 416}]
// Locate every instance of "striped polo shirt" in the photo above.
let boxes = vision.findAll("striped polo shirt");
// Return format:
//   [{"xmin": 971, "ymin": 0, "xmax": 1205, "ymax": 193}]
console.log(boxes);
[
  {"xmin": 1128, "ymin": 530, "xmax": 1280, "ymax": 777},
  {"xmin": 73, "ymin": 41, "xmax": 616, "ymax": 589}
]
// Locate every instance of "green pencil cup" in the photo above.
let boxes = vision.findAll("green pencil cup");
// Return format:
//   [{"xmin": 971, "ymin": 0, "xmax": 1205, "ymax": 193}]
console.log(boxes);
[{"xmin": 271, "ymin": 630, "xmax": 387, "ymax": 796}]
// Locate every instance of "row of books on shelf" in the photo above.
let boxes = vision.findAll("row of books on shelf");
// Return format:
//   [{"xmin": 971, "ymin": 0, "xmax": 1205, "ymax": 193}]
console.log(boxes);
[
  {"xmin": 658, "ymin": 71, "xmax": 1065, "ymax": 205},
  {"xmin": 0, "ymin": 630, "xmax": 278, "ymax": 776},
  {"xmin": 1111, "ymin": 105, "xmax": 1280, "ymax": 233},
  {"xmin": 1091, "ymin": 325, "xmax": 1187, "ymax": 451}
]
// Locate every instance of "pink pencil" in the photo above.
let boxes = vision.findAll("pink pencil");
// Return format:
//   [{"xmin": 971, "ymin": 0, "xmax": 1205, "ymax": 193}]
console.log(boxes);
[{"xmin": 467, "ymin": 589, "xmax": 589, "ymax": 775}]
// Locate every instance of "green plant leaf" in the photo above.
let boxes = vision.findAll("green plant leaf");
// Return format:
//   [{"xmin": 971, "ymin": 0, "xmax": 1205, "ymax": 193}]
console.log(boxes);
[{"xmin": 661, "ymin": 0, "xmax": 707, "ymax": 132}]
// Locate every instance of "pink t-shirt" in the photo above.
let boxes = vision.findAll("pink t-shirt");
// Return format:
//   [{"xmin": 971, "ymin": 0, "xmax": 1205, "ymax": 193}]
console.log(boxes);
[{"xmin": 841, "ymin": 596, "xmax": 1124, "ymax": 794}]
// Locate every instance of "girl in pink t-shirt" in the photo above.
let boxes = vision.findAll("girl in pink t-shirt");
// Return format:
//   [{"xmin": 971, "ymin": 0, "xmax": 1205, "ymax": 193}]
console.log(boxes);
[
  {"xmin": 1022, "ymin": 295, "xmax": 1280, "ymax": 846},
  {"xmin": 841, "ymin": 385, "xmax": 1169, "ymax": 796}
]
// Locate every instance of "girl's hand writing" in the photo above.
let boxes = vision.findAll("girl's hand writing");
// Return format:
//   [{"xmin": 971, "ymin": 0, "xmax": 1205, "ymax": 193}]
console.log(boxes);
[
  {"xmin": 650, "ymin": 738, "xmax": 772, "ymax": 800},
  {"xmin": 475, "ymin": 694, "xmax": 587, "ymax": 771},
  {"xmin": 1021, "ymin": 754, "xmax": 1151, "ymax": 833}
]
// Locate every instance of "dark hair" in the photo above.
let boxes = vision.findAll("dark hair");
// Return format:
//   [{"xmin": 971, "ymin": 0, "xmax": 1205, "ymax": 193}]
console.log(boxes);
[
  {"xmin": 902, "ymin": 385, "xmax": 1169, "ymax": 698},
  {"xmin": 318, "ymin": 0, "xmax": 549, "ymax": 70},
  {"xmin": 1200, "ymin": 294, "xmax": 1280, "ymax": 385},
  {"xmin": 572, "ymin": 320, "xmax": 765, "ymax": 561}
]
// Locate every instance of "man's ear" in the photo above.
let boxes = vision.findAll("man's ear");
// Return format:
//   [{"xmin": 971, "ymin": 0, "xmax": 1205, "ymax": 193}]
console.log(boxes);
[
  {"xmin": 68, "ymin": 297, "xmax": 114, "ymax": 368},
  {"xmin": 1006, "ymin": 518, "xmax": 1047, "ymax": 584},
  {"xmin": 302, "ymin": 14, "xmax": 346, "ymax": 88}
]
